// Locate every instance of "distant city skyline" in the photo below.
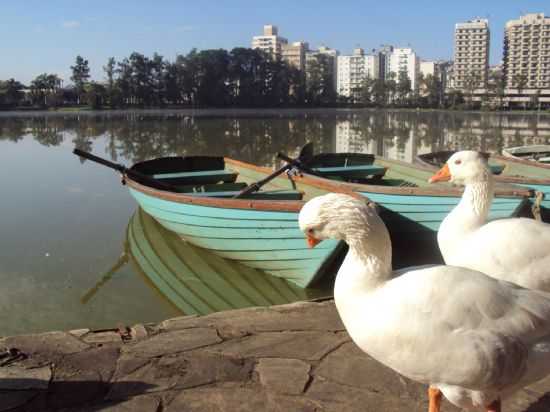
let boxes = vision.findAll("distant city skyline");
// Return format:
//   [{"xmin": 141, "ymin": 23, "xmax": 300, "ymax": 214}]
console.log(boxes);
[{"xmin": 1, "ymin": 0, "xmax": 548, "ymax": 84}]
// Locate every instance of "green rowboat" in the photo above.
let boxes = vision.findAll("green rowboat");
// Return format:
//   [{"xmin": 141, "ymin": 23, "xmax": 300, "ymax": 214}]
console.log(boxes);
[
  {"xmin": 125, "ymin": 156, "xmax": 348, "ymax": 288},
  {"xmin": 227, "ymin": 155, "xmax": 532, "ymax": 266}
]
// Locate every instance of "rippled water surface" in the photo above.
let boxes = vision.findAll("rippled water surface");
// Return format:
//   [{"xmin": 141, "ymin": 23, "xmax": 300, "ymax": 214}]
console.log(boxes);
[{"xmin": 1, "ymin": 109, "xmax": 549, "ymax": 335}]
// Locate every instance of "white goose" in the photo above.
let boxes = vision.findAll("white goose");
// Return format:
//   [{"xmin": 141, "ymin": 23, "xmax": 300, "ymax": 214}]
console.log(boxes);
[
  {"xmin": 429, "ymin": 150, "xmax": 550, "ymax": 291},
  {"xmin": 299, "ymin": 193, "xmax": 550, "ymax": 412}
]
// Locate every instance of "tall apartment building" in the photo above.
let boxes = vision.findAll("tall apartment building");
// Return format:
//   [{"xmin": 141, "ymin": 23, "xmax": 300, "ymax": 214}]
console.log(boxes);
[
  {"xmin": 282, "ymin": 41, "xmax": 309, "ymax": 71},
  {"xmin": 503, "ymin": 13, "xmax": 550, "ymax": 90},
  {"xmin": 306, "ymin": 46, "xmax": 339, "ymax": 91},
  {"xmin": 251, "ymin": 25, "xmax": 288, "ymax": 58},
  {"xmin": 387, "ymin": 47, "xmax": 420, "ymax": 91},
  {"xmin": 453, "ymin": 18, "xmax": 490, "ymax": 90},
  {"xmin": 337, "ymin": 48, "xmax": 379, "ymax": 100},
  {"xmin": 377, "ymin": 45, "xmax": 394, "ymax": 80}
]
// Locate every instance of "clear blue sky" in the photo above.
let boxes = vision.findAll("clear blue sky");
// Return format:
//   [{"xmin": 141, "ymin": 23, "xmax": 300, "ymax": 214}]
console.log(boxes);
[{"xmin": 1, "ymin": 0, "xmax": 548, "ymax": 85}]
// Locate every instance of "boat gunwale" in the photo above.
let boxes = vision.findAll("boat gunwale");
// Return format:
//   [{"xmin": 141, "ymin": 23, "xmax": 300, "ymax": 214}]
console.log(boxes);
[
  {"xmin": 127, "ymin": 158, "xmax": 367, "ymax": 213},
  {"xmin": 231, "ymin": 155, "xmax": 531, "ymax": 198},
  {"xmin": 493, "ymin": 153, "xmax": 550, "ymax": 171},
  {"xmin": 414, "ymin": 152, "xmax": 539, "ymax": 195},
  {"xmin": 126, "ymin": 176, "xmax": 306, "ymax": 213}
]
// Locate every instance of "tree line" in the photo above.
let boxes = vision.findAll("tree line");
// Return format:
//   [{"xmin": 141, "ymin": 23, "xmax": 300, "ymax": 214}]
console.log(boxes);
[
  {"xmin": 0, "ymin": 48, "xmax": 544, "ymax": 111},
  {"xmin": 0, "ymin": 49, "xmax": 339, "ymax": 110}
]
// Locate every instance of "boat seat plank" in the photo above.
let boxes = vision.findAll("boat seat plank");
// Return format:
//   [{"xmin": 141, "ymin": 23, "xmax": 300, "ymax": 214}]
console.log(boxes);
[
  {"xmin": 153, "ymin": 169, "xmax": 238, "ymax": 184},
  {"xmin": 312, "ymin": 165, "xmax": 386, "ymax": 178},
  {"xmin": 177, "ymin": 182, "xmax": 248, "ymax": 193},
  {"xmin": 188, "ymin": 189, "xmax": 304, "ymax": 200}
]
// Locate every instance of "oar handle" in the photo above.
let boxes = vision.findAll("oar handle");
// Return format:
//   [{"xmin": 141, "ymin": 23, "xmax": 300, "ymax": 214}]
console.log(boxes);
[
  {"xmin": 73, "ymin": 148, "xmax": 126, "ymax": 173},
  {"xmin": 73, "ymin": 148, "xmax": 177, "ymax": 191},
  {"xmin": 234, "ymin": 164, "xmax": 292, "ymax": 198},
  {"xmin": 276, "ymin": 152, "xmax": 318, "ymax": 175}
]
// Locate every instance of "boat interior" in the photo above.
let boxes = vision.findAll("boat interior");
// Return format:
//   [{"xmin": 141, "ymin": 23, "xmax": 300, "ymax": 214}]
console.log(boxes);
[{"xmin": 130, "ymin": 156, "xmax": 305, "ymax": 200}]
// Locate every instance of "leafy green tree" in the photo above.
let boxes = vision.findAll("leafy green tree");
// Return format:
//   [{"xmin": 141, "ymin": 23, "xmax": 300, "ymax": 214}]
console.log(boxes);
[
  {"xmin": 30, "ymin": 73, "xmax": 62, "ymax": 107},
  {"xmin": 385, "ymin": 72, "xmax": 397, "ymax": 106},
  {"xmin": 359, "ymin": 77, "xmax": 374, "ymax": 106},
  {"xmin": 305, "ymin": 54, "xmax": 336, "ymax": 106},
  {"xmin": 70, "ymin": 55, "xmax": 91, "ymax": 104},
  {"xmin": 103, "ymin": 57, "xmax": 116, "ymax": 107},
  {"xmin": 396, "ymin": 70, "xmax": 412, "ymax": 105},
  {"xmin": 530, "ymin": 89, "xmax": 541, "ymax": 110},
  {"xmin": 150, "ymin": 53, "xmax": 166, "ymax": 106},
  {"xmin": 371, "ymin": 79, "xmax": 388, "ymax": 106},
  {"xmin": 84, "ymin": 82, "xmax": 106, "ymax": 109},
  {"xmin": 0, "ymin": 79, "xmax": 25, "ymax": 107},
  {"xmin": 115, "ymin": 58, "xmax": 132, "ymax": 106},
  {"xmin": 228, "ymin": 48, "xmax": 269, "ymax": 106},
  {"xmin": 463, "ymin": 71, "xmax": 481, "ymax": 109},
  {"xmin": 421, "ymin": 74, "xmax": 443, "ymax": 108},
  {"xmin": 512, "ymin": 73, "xmax": 528, "ymax": 109},
  {"xmin": 488, "ymin": 69, "xmax": 506, "ymax": 109}
]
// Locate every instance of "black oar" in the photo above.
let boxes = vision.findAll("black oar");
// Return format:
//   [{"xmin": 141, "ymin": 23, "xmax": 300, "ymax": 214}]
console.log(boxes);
[
  {"xmin": 276, "ymin": 152, "xmax": 320, "ymax": 176},
  {"xmin": 72, "ymin": 148, "xmax": 177, "ymax": 191},
  {"xmin": 233, "ymin": 142, "xmax": 315, "ymax": 198}
]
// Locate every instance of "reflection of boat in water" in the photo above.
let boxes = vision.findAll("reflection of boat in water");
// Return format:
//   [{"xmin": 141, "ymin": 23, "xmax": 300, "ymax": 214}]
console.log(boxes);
[{"xmin": 126, "ymin": 208, "xmax": 324, "ymax": 315}]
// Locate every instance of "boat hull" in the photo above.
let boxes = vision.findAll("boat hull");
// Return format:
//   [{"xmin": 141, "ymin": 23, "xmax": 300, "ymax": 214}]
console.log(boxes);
[
  {"xmin": 128, "ymin": 187, "xmax": 343, "ymax": 288},
  {"xmin": 128, "ymin": 208, "xmax": 321, "ymax": 315}
]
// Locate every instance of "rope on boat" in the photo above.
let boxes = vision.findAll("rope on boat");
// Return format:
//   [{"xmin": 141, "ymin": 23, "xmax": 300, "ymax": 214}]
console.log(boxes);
[{"xmin": 532, "ymin": 191, "xmax": 545, "ymax": 221}]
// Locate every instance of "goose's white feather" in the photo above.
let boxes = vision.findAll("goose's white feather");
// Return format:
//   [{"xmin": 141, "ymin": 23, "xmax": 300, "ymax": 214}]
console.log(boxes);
[
  {"xmin": 437, "ymin": 150, "xmax": 550, "ymax": 292},
  {"xmin": 299, "ymin": 193, "xmax": 550, "ymax": 410}
]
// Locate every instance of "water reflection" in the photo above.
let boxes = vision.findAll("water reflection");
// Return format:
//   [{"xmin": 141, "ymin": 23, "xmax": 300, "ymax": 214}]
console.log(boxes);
[
  {"xmin": 1, "ymin": 110, "xmax": 549, "ymax": 166},
  {"xmin": 1, "ymin": 109, "xmax": 550, "ymax": 334},
  {"xmin": 89, "ymin": 208, "xmax": 326, "ymax": 315}
]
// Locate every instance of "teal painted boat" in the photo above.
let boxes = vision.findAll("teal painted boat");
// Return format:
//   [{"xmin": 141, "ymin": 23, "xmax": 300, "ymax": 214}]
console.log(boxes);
[
  {"xmin": 491, "ymin": 153, "xmax": 550, "ymax": 221},
  {"xmin": 125, "ymin": 156, "xmax": 346, "ymax": 288},
  {"xmin": 416, "ymin": 151, "xmax": 505, "ymax": 175},
  {"xmin": 127, "ymin": 208, "xmax": 324, "ymax": 315},
  {"xmin": 503, "ymin": 145, "xmax": 550, "ymax": 163},
  {"xmin": 227, "ymin": 155, "xmax": 532, "ymax": 266}
]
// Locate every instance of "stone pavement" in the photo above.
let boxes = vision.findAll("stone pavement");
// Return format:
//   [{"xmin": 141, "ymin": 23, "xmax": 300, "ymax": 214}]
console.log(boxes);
[{"xmin": 1, "ymin": 299, "xmax": 550, "ymax": 411}]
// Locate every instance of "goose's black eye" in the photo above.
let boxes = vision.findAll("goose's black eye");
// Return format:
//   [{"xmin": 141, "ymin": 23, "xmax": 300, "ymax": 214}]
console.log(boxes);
[
  {"xmin": 454, "ymin": 159, "xmax": 462, "ymax": 165},
  {"xmin": 307, "ymin": 228, "xmax": 315, "ymax": 235}
]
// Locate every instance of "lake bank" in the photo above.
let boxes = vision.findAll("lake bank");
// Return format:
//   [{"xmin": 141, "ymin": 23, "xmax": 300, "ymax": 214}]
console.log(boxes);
[
  {"xmin": 1, "ymin": 106, "xmax": 550, "ymax": 118},
  {"xmin": 1, "ymin": 299, "xmax": 548, "ymax": 411}
]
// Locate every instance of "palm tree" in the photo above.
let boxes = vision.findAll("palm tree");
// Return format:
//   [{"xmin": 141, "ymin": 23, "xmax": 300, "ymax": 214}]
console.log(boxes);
[{"xmin": 512, "ymin": 73, "xmax": 528, "ymax": 110}]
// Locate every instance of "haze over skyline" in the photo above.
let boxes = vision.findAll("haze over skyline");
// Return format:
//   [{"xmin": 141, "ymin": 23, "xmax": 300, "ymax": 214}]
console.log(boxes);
[{"xmin": 2, "ymin": 0, "xmax": 549, "ymax": 85}]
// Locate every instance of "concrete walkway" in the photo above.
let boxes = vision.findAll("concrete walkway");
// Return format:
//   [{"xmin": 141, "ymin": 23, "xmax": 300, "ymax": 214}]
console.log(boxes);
[{"xmin": 1, "ymin": 299, "xmax": 549, "ymax": 411}]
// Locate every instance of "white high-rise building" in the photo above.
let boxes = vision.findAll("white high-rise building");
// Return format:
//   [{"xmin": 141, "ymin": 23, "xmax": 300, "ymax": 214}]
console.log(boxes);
[
  {"xmin": 337, "ymin": 48, "xmax": 380, "ymax": 100},
  {"xmin": 251, "ymin": 25, "xmax": 288, "ymax": 58},
  {"xmin": 387, "ymin": 47, "xmax": 419, "ymax": 91},
  {"xmin": 420, "ymin": 61, "xmax": 436, "ymax": 77},
  {"xmin": 453, "ymin": 18, "xmax": 490, "ymax": 89},
  {"xmin": 504, "ymin": 13, "xmax": 550, "ymax": 90}
]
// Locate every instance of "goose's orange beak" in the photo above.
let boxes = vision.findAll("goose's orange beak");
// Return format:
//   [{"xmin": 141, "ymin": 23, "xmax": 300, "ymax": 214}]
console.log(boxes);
[
  {"xmin": 307, "ymin": 235, "xmax": 321, "ymax": 248},
  {"xmin": 429, "ymin": 164, "xmax": 451, "ymax": 183}
]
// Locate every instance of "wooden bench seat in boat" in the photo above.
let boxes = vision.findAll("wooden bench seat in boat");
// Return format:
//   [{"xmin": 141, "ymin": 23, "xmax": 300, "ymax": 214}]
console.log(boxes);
[
  {"xmin": 187, "ymin": 189, "xmax": 304, "ymax": 200},
  {"xmin": 152, "ymin": 169, "xmax": 239, "ymax": 185},
  {"xmin": 312, "ymin": 165, "xmax": 387, "ymax": 180},
  {"xmin": 176, "ymin": 182, "xmax": 248, "ymax": 193}
]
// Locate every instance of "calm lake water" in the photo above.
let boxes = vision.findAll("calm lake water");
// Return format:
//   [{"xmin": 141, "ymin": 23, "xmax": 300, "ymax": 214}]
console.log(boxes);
[{"xmin": 1, "ymin": 108, "xmax": 549, "ymax": 336}]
